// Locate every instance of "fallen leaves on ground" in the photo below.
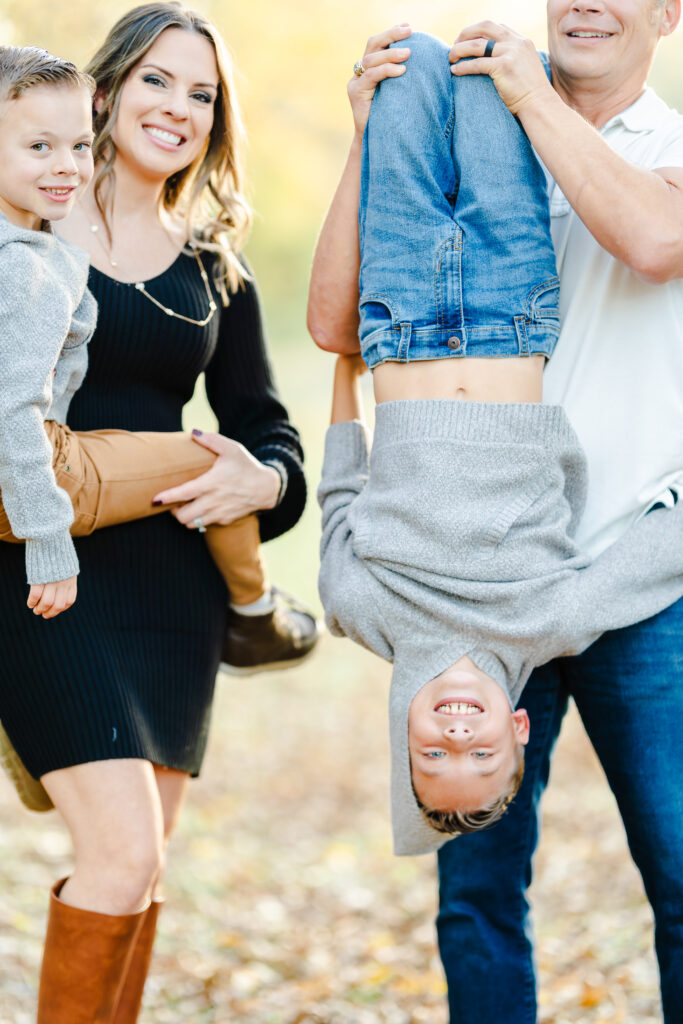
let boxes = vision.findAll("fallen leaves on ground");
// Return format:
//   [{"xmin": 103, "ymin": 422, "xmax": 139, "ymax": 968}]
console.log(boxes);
[{"xmin": 0, "ymin": 638, "xmax": 660, "ymax": 1023}]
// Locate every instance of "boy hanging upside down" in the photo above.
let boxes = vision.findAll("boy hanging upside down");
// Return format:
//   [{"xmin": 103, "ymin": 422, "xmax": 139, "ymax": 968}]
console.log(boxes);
[{"xmin": 309, "ymin": 31, "xmax": 683, "ymax": 856}]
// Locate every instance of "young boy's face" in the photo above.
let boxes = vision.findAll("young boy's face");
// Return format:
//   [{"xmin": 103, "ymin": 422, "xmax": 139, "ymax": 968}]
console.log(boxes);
[
  {"xmin": 408, "ymin": 657, "xmax": 530, "ymax": 813},
  {"xmin": 0, "ymin": 84, "xmax": 94, "ymax": 230}
]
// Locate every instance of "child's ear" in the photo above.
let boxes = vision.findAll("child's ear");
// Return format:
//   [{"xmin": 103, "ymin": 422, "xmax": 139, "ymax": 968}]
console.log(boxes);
[{"xmin": 512, "ymin": 708, "xmax": 530, "ymax": 746}]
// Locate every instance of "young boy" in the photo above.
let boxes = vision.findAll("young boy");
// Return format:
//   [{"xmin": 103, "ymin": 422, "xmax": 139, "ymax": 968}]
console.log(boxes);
[
  {"xmin": 312, "ymin": 32, "xmax": 683, "ymax": 856},
  {"xmin": 0, "ymin": 44, "xmax": 317, "ymax": 667}
]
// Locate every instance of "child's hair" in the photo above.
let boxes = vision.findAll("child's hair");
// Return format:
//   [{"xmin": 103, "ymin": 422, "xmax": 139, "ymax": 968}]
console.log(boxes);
[
  {"xmin": 414, "ymin": 747, "xmax": 525, "ymax": 836},
  {"xmin": 0, "ymin": 45, "xmax": 94, "ymax": 105},
  {"xmin": 85, "ymin": 1, "xmax": 250, "ymax": 300}
]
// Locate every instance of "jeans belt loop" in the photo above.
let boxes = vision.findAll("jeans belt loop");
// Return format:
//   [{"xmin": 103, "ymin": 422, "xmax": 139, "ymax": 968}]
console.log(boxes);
[
  {"xmin": 397, "ymin": 321, "xmax": 412, "ymax": 360},
  {"xmin": 514, "ymin": 315, "xmax": 529, "ymax": 355}
]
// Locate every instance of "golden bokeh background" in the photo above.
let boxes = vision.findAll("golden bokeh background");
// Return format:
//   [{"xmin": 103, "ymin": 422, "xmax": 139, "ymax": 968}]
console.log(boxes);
[{"xmin": 1, "ymin": 5, "xmax": 680, "ymax": 1020}]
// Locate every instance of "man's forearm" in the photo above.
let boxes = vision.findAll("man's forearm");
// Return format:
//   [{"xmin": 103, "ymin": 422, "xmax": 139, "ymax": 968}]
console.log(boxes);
[
  {"xmin": 307, "ymin": 136, "xmax": 363, "ymax": 354},
  {"xmin": 519, "ymin": 88, "xmax": 683, "ymax": 283}
]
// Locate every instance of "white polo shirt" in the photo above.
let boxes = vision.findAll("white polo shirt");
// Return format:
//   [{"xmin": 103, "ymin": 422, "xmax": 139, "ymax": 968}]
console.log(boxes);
[{"xmin": 543, "ymin": 87, "xmax": 683, "ymax": 556}]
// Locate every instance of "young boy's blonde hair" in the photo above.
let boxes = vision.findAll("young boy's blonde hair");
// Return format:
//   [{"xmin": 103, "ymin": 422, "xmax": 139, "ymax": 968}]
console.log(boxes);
[
  {"xmin": 414, "ymin": 748, "xmax": 526, "ymax": 836},
  {"xmin": 0, "ymin": 46, "xmax": 94, "ymax": 105}
]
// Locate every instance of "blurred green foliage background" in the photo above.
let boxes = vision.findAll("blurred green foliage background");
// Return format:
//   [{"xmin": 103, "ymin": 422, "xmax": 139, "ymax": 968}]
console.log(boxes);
[{"xmin": 3, "ymin": 0, "xmax": 683, "ymax": 604}]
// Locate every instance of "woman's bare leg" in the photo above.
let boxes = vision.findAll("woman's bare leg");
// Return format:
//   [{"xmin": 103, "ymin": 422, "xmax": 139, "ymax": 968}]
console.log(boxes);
[
  {"xmin": 151, "ymin": 764, "xmax": 190, "ymax": 898},
  {"xmin": 108, "ymin": 765, "xmax": 190, "ymax": 1023},
  {"xmin": 41, "ymin": 758, "xmax": 165, "ymax": 913}
]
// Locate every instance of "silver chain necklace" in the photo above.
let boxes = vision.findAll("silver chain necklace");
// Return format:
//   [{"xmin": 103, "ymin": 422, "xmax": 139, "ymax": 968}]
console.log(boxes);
[{"xmin": 84, "ymin": 207, "xmax": 218, "ymax": 328}]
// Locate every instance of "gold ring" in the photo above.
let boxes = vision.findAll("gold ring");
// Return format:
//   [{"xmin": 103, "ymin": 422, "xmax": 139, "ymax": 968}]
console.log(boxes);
[{"xmin": 353, "ymin": 60, "xmax": 366, "ymax": 77}]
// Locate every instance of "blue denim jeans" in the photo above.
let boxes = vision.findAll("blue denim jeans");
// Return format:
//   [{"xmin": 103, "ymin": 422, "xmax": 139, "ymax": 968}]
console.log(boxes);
[
  {"xmin": 437, "ymin": 596, "xmax": 683, "ymax": 1023},
  {"xmin": 358, "ymin": 33, "xmax": 560, "ymax": 369}
]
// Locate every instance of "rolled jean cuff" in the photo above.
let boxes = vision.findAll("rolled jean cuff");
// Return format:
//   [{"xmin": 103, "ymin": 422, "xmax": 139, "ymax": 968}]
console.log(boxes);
[{"xmin": 362, "ymin": 322, "xmax": 560, "ymax": 369}]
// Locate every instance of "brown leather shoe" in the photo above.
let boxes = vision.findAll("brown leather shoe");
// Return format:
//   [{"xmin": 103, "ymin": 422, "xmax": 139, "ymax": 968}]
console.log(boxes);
[
  {"xmin": 37, "ymin": 879, "xmax": 147, "ymax": 1024},
  {"xmin": 220, "ymin": 587, "xmax": 321, "ymax": 675},
  {"xmin": 112, "ymin": 900, "xmax": 162, "ymax": 1023}
]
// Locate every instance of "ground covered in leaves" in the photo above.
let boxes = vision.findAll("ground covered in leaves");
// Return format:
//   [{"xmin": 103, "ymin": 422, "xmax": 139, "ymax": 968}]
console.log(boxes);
[{"xmin": 0, "ymin": 638, "xmax": 661, "ymax": 1023}]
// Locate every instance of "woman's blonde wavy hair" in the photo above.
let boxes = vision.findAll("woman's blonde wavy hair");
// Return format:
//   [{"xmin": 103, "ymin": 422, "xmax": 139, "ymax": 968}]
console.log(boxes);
[{"xmin": 86, "ymin": 1, "xmax": 250, "ymax": 300}]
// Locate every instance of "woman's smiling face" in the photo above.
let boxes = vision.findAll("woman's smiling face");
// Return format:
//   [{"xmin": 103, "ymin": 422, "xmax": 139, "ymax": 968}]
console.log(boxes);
[{"xmin": 109, "ymin": 27, "xmax": 218, "ymax": 183}]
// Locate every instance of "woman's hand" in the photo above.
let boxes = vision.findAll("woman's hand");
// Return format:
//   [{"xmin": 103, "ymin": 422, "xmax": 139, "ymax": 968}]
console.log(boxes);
[
  {"xmin": 27, "ymin": 576, "xmax": 78, "ymax": 618},
  {"xmin": 152, "ymin": 431, "xmax": 280, "ymax": 528},
  {"xmin": 348, "ymin": 24, "xmax": 412, "ymax": 136},
  {"xmin": 449, "ymin": 22, "xmax": 552, "ymax": 116}
]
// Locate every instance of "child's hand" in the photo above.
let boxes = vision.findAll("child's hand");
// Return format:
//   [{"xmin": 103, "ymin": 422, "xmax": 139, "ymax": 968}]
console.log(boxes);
[{"xmin": 27, "ymin": 576, "xmax": 78, "ymax": 619}]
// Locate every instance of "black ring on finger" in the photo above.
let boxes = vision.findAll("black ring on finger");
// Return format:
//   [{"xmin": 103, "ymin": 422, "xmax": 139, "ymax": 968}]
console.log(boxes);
[{"xmin": 483, "ymin": 39, "xmax": 495, "ymax": 58}]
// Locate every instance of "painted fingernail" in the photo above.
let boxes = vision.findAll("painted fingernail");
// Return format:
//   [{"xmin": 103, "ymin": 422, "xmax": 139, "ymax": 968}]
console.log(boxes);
[
  {"xmin": 192, "ymin": 428, "xmax": 203, "ymax": 437},
  {"xmin": 152, "ymin": 499, "xmax": 163, "ymax": 506}
]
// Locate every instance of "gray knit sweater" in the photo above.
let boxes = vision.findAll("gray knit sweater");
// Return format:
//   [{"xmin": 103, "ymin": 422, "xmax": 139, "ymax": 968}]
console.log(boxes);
[
  {"xmin": 318, "ymin": 401, "xmax": 683, "ymax": 855},
  {"xmin": 0, "ymin": 214, "xmax": 97, "ymax": 583}
]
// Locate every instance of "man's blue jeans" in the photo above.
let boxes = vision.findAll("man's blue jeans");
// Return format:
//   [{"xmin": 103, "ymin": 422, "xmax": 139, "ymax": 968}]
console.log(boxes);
[{"xmin": 438, "ymin": 596, "xmax": 683, "ymax": 1023}]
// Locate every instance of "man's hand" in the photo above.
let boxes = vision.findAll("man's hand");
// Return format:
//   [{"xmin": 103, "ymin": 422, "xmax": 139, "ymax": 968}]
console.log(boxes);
[
  {"xmin": 27, "ymin": 576, "xmax": 78, "ymax": 619},
  {"xmin": 449, "ymin": 21, "xmax": 553, "ymax": 116}
]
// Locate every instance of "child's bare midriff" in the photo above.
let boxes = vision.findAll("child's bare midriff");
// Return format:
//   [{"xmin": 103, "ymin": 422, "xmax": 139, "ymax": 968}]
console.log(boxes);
[{"xmin": 373, "ymin": 355, "xmax": 545, "ymax": 404}]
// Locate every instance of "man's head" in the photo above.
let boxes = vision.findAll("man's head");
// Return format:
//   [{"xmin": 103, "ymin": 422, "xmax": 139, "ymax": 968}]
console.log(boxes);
[
  {"xmin": 408, "ymin": 657, "xmax": 529, "ymax": 835},
  {"xmin": 0, "ymin": 47, "xmax": 94, "ymax": 230},
  {"xmin": 547, "ymin": 0, "xmax": 680, "ymax": 99}
]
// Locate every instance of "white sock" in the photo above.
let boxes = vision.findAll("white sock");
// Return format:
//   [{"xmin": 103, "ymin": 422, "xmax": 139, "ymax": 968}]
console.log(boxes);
[{"xmin": 230, "ymin": 589, "xmax": 275, "ymax": 616}]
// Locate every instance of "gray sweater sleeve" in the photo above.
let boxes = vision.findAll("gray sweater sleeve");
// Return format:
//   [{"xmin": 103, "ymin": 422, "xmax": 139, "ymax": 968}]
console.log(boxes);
[
  {"xmin": 557, "ymin": 500, "xmax": 683, "ymax": 657},
  {"xmin": 49, "ymin": 286, "xmax": 93, "ymax": 424},
  {"xmin": 317, "ymin": 421, "xmax": 395, "ymax": 660},
  {"xmin": 0, "ymin": 242, "xmax": 79, "ymax": 584}
]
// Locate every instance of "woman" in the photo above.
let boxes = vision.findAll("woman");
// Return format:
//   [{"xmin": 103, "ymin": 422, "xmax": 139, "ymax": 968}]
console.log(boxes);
[{"xmin": 0, "ymin": 4, "xmax": 311, "ymax": 1020}]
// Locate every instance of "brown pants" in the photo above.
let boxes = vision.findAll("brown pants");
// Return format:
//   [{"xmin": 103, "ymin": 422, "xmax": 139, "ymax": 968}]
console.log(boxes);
[{"xmin": 0, "ymin": 422, "xmax": 267, "ymax": 605}]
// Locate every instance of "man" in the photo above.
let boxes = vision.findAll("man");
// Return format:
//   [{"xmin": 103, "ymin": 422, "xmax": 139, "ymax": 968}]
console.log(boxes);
[
  {"xmin": 438, "ymin": 3, "xmax": 683, "ymax": 1021},
  {"xmin": 307, "ymin": 3, "xmax": 683, "ymax": 1017}
]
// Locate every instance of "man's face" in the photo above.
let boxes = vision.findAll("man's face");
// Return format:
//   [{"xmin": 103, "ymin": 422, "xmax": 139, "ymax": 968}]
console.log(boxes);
[{"xmin": 547, "ymin": 0, "xmax": 675, "ymax": 86}]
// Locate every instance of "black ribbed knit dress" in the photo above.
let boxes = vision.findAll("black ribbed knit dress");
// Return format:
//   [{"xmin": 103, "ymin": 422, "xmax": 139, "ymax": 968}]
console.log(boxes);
[{"xmin": 0, "ymin": 253, "xmax": 305, "ymax": 778}]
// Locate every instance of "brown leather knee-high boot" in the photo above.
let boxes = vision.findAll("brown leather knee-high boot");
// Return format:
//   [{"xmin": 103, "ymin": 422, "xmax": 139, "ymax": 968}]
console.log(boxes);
[
  {"xmin": 111, "ymin": 899, "xmax": 163, "ymax": 1023},
  {"xmin": 37, "ymin": 879, "xmax": 147, "ymax": 1024}
]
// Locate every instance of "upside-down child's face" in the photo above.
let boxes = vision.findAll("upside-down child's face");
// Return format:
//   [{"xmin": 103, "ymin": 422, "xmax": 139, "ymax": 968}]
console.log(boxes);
[
  {"xmin": 408, "ymin": 657, "xmax": 530, "ymax": 813},
  {"xmin": 0, "ymin": 84, "xmax": 94, "ymax": 230}
]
